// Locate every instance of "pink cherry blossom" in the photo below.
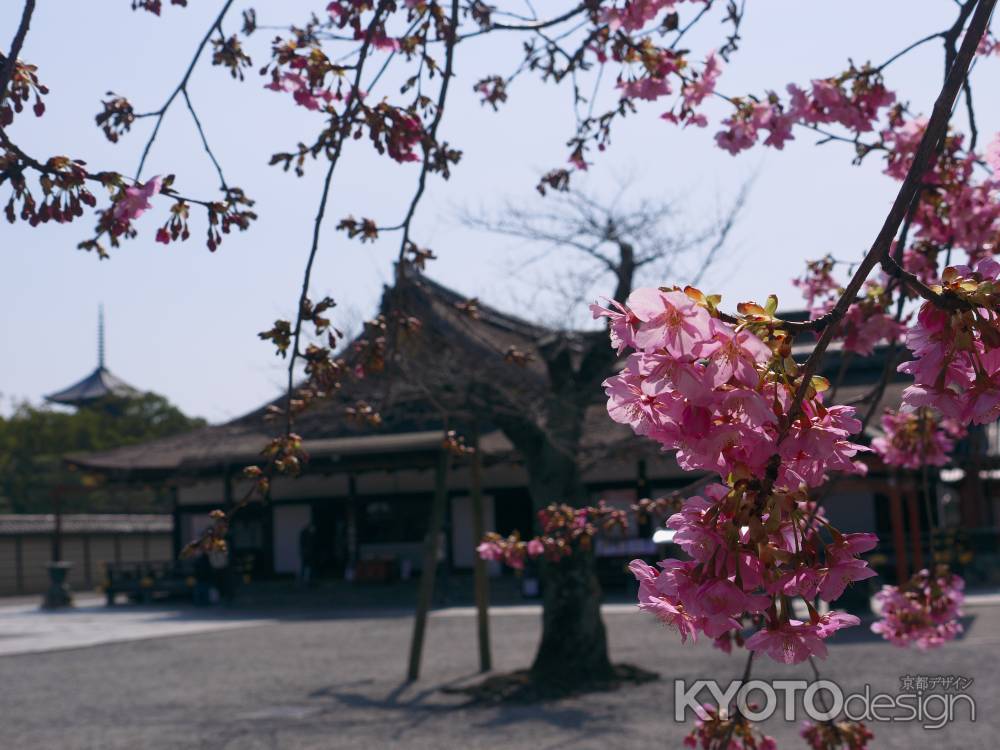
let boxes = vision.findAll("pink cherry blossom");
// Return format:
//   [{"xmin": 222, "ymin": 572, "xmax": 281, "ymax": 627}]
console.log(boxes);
[
  {"xmin": 814, "ymin": 611, "xmax": 861, "ymax": 638},
  {"xmin": 599, "ymin": 0, "xmax": 706, "ymax": 33},
  {"xmin": 476, "ymin": 541, "xmax": 503, "ymax": 562},
  {"xmin": 265, "ymin": 72, "xmax": 336, "ymax": 111},
  {"xmin": 871, "ymin": 409, "xmax": 961, "ymax": 469},
  {"xmin": 872, "ymin": 569, "xmax": 965, "ymax": 649},
  {"xmin": 681, "ymin": 51, "xmax": 722, "ymax": 109},
  {"xmin": 112, "ymin": 176, "xmax": 162, "ymax": 222},
  {"xmin": 590, "ymin": 298, "xmax": 639, "ymax": 354},
  {"xmin": 628, "ymin": 560, "xmax": 699, "ymax": 642},
  {"xmin": 744, "ymin": 620, "xmax": 829, "ymax": 664},
  {"xmin": 817, "ymin": 556, "xmax": 877, "ymax": 602},
  {"xmin": 697, "ymin": 320, "xmax": 772, "ymax": 387},
  {"xmin": 986, "ymin": 132, "xmax": 1000, "ymax": 179},
  {"xmin": 899, "ymin": 261, "xmax": 1000, "ymax": 425},
  {"xmin": 627, "ymin": 288, "xmax": 713, "ymax": 354}
]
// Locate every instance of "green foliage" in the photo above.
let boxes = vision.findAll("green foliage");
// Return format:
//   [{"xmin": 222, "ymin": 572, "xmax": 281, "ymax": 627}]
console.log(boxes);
[{"xmin": 0, "ymin": 393, "xmax": 205, "ymax": 513}]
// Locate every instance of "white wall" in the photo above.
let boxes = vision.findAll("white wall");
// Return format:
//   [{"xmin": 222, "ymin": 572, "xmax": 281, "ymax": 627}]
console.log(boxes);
[
  {"xmin": 450, "ymin": 494, "xmax": 497, "ymax": 570},
  {"xmin": 273, "ymin": 504, "xmax": 312, "ymax": 574}
]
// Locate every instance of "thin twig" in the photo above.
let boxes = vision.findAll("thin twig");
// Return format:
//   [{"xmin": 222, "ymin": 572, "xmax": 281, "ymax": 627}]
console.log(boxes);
[
  {"xmin": 182, "ymin": 89, "xmax": 228, "ymax": 190},
  {"xmin": 284, "ymin": 1, "xmax": 392, "ymax": 437},
  {"xmin": 876, "ymin": 30, "xmax": 946, "ymax": 72},
  {"xmin": 393, "ymin": 0, "xmax": 461, "ymax": 274},
  {"xmin": 134, "ymin": 0, "xmax": 235, "ymax": 179}
]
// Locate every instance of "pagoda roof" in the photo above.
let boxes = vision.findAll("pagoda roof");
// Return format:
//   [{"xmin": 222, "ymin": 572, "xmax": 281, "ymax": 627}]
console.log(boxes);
[{"xmin": 45, "ymin": 365, "xmax": 141, "ymax": 407}]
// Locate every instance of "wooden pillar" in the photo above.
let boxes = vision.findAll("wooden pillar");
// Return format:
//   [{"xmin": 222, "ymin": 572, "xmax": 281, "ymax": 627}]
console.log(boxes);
[
  {"xmin": 636, "ymin": 458, "xmax": 648, "ymax": 498},
  {"xmin": 223, "ymin": 470, "xmax": 234, "ymax": 564},
  {"xmin": 888, "ymin": 475, "xmax": 909, "ymax": 584},
  {"xmin": 83, "ymin": 534, "xmax": 92, "ymax": 587},
  {"xmin": 170, "ymin": 487, "xmax": 182, "ymax": 559},
  {"xmin": 346, "ymin": 474, "xmax": 359, "ymax": 573},
  {"xmin": 407, "ymin": 447, "xmax": 450, "ymax": 682},
  {"xmin": 905, "ymin": 483, "xmax": 924, "ymax": 572},
  {"xmin": 470, "ymin": 424, "xmax": 492, "ymax": 673},
  {"xmin": 14, "ymin": 535, "xmax": 23, "ymax": 594}
]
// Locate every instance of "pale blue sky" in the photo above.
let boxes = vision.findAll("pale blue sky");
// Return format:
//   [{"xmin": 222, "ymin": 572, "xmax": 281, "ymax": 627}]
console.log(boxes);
[{"xmin": 2, "ymin": 2, "xmax": 997, "ymax": 422}]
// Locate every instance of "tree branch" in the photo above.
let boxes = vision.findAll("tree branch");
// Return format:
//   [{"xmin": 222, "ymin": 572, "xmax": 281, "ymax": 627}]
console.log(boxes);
[
  {"xmin": 134, "ymin": 0, "xmax": 236, "ymax": 179},
  {"xmin": 782, "ymin": 0, "xmax": 996, "ymax": 434},
  {"xmin": 0, "ymin": 0, "xmax": 35, "ymax": 105}
]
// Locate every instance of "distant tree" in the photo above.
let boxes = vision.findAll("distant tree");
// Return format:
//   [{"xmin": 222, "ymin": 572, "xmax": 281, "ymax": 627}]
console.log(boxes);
[{"xmin": 0, "ymin": 393, "xmax": 205, "ymax": 513}]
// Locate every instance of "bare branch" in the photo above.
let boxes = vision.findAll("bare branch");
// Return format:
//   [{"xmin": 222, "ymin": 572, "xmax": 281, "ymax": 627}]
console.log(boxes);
[{"xmin": 0, "ymin": 1, "xmax": 35, "ymax": 105}]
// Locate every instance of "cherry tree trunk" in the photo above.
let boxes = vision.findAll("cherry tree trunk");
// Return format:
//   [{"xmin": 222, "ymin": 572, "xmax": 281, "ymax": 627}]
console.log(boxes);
[
  {"xmin": 523, "ymin": 435, "xmax": 613, "ymax": 687},
  {"xmin": 530, "ymin": 548, "xmax": 613, "ymax": 687}
]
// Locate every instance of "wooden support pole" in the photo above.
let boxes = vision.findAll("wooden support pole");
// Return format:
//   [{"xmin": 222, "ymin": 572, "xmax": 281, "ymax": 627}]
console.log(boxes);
[
  {"xmin": 83, "ymin": 534, "xmax": 92, "ymax": 587},
  {"xmin": 346, "ymin": 474, "xmax": 359, "ymax": 576},
  {"xmin": 171, "ymin": 487, "xmax": 182, "ymax": 560},
  {"xmin": 15, "ymin": 535, "xmax": 23, "ymax": 594},
  {"xmin": 407, "ymin": 446, "xmax": 450, "ymax": 682},
  {"xmin": 905, "ymin": 483, "xmax": 924, "ymax": 572},
  {"xmin": 470, "ymin": 424, "xmax": 492, "ymax": 673},
  {"xmin": 888, "ymin": 475, "xmax": 909, "ymax": 584}
]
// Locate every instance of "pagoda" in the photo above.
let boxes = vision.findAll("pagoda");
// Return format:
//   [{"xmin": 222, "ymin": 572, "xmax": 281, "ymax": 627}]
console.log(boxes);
[{"xmin": 45, "ymin": 306, "xmax": 140, "ymax": 408}]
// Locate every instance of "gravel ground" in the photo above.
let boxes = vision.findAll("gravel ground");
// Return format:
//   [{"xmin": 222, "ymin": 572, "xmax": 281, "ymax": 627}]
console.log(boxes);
[{"xmin": 0, "ymin": 602, "xmax": 997, "ymax": 749}]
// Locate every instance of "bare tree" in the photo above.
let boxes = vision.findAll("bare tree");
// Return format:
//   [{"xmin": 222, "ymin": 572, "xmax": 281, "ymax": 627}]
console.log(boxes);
[
  {"xmin": 460, "ymin": 181, "xmax": 750, "ymax": 329},
  {"xmin": 381, "ymin": 184, "xmax": 749, "ymax": 690}
]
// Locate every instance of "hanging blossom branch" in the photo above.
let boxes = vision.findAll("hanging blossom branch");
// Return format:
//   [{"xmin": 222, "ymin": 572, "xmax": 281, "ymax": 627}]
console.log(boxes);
[
  {"xmin": 1, "ymin": 1, "xmax": 256, "ymax": 257},
  {"xmin": 478, "ymin": 1, "xmax": 997, "ymax": 746},
  {"xmin": 232, "ymin": 0, "xmax": 738, "ymax": 543}
]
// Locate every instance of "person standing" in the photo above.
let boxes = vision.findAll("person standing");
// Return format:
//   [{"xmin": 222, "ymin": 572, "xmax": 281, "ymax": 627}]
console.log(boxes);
[{"xmin": 299, "ymin": 521, "xmax": 317, "ymax": 586}]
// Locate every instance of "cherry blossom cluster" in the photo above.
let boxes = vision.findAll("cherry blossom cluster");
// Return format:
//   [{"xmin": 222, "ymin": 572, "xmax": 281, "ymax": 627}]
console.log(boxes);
[
  {"xmin": 630, "ymin": 487, "xmax": 874, "ymax": 663},
  {"xmin": 714, "ymin": 65, "xmax": 895, "ymax": 155},
  {"xmin": 794, "ymin": 257, "xmax": 905, "ymax": 357},
  {"xmin": 261, "ymin": 4, "xmax": 460, "ymax": 174},
  {"xmin": 682, "ymin": 702, "xmax": 777, "ymax": 750},
  {"xmin": 870, "ymin": 409, "xmax": 965, "ymax": 470},
  {"xmin": 987, "ymin": 132, "xmax": 1000, "ymax": 178},
  {"xmin": 871, "ymin": 568, "xmax": 965, "ymax": 649},
  {"xmin": 595, "ymin": 288, "xmax": 868, "ymax": 490},
  {"xmin": 899, "ymin": 259, "xmax": 1000, "ymax": 424},
  {"xmin": 800, "ymin": 719, "xmax": 873, "ymax": 750},
  {"xmin": 600, "ymin": 0, "xmax": 708, "ymax": 33},
  {"xmin": 547, "ymin": 1, "xmax": 745, "ymax": 177},
  {"xmin": 880, "ymin": 115, "xmax": 1000, "ymax": 267},
  {"xmin": 477, "ymin": 502, "xmax": 627, "ymax": 569}
]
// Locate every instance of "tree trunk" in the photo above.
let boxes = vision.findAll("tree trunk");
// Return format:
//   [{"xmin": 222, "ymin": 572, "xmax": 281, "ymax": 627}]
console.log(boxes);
[
  {"xmin": 519, "ymin": 424, "xmax": 613, "ymax": 688},
  {"xmin": 531, "ymin": 548, "xmax": 613, "ymax": 686}
]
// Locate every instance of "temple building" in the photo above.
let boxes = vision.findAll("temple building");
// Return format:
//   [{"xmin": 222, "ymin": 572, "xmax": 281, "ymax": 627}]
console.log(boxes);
[{"xmin": 64, "ymin": 275, "xmax": 1000, "ymax": 590}]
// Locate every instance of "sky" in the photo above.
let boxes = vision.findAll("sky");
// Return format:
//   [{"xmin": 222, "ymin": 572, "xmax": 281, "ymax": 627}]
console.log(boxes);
[{"xmin": 1, "ymin": 1, "xmax": 997, "ymax": 423}]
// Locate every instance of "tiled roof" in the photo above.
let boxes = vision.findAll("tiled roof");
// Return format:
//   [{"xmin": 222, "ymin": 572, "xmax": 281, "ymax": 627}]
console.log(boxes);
[
  {"xmin": 64, "ymin": 273, "xmax": 907, "ymax": 477},
  {"xmin": 45, "ymin": 366, "xmax": 141, "ymax": 406}
]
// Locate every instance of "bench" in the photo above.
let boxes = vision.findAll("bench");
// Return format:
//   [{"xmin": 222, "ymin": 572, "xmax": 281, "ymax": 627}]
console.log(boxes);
[{"xmin": 102, "ymin": 560, "xmax": 196, "ymax": 605}]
